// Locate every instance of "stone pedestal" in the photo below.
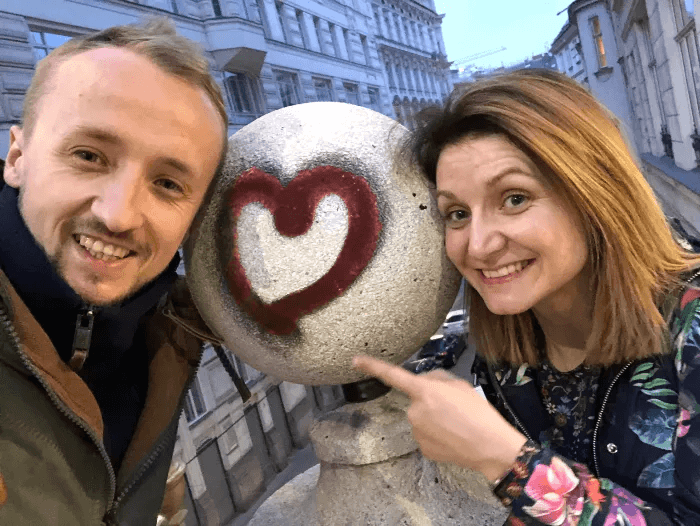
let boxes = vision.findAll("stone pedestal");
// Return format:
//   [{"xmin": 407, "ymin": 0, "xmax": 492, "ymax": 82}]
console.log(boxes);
[{"xmin": 249, "ymin": 390, "xmax": 508, "ymax": 525}]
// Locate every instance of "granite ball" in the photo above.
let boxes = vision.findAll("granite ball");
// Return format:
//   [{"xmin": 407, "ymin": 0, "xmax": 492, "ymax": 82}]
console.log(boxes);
[{"xmin": 184, "ymin": 102, "xmax": 460, "ymax": 385}]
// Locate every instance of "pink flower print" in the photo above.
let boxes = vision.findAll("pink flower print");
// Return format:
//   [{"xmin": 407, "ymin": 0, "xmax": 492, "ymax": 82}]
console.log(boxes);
[
  {"xmin": 678, "ymin": 408, "xmax": 691, "ymax": 438},
  {"xmin": 603, "ymin": 487, "xmax": 647, "ymax": 526},
  {"xmin": 523, "ymin": 457, "xmax": 580, "ymax": 525}
]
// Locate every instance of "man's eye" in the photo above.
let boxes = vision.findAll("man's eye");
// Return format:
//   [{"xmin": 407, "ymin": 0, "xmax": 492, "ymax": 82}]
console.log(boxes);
[
  {"xmin": 74, "ymin": 150, "xmax": 101, "ymax": 163},
  {"xmin": 156, "ymin": 179, "xmax": 184, "ymax": 194}
]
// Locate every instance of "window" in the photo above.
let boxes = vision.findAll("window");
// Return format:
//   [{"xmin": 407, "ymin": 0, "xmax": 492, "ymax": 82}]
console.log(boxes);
[
  {"xmin": 672, "ymin": 0, "xmax": 695, "ymax": 28},
  {"xmin": 672, "ymin": 0, "xmax": 700, "ymax": 132},
  {"xmin": 386, "ymin": 62, "xmax": 396, "ymax": 88},
  {"xmin": 276, "ymin": 2, "xmax": 288, "ymax": 42},
  {"xmin": 343, "ymin": 29, "xmax": 353, "ymax": 61},
  {"xmin": 397, "ymin": 66, "xmax": 406, "ymax": 90},
  {"xmin": 211, "ymin": 0, "xmax": 222, "ymax": 17},
  {"xmin": 313, "ymin": 16, "xmax": 322, "ymax": 49},
  {"xmin": 344, "ymin": 82, "xmax": 359, "ymax": 105},
  {"xmin": 30, "ymin": 30, "xmax": 73, "ymax": 61},
  {"xmin": 275, "ymin": 70, "xmax": 300, "ymax": 107},
  {"xmin": 421, "ymin": 70, "xmax": 429, "ymax": 92},
  {"xmin": 184, "ymin": 379, "xmax": 207, "ymax": 423},
  {"xmin": 383, "ymin": 12, "xmax": 394, "ymax": 40},
  {"xmin": 367, "ymin": 87, "xmax": 381, "ymax": 112},
  {"xmin": 328, "ymin": 23, "xmax": 340, "ymax": 56},
  {"xmin": 360, "ymin": 34, "xmax": 371, "ymax": 65},
  {"xmin": 405, "ymin": 65, "xmax": 414, "ymax": 90},
  {"xmin": 590, "ymin": 16, "xmax": 607, "ymax": 68},
  {"xmin": 224, "ymin": 72, "xmax": 261, "ymax": 115},
  {"xmin": 313, "ymin": 77, "xmax": 333, "ymax": 101},
  {"xmin": 295, "ymin": 10, "xmax": 307, "ymax": 48}
]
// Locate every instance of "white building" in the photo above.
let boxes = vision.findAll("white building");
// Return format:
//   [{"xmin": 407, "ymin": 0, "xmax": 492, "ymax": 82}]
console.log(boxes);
[
  {"xmin": 551, "ymin": 0, "xmax": 635, "ymax": 140},
  {"xmin": 370, "ymin": 0, "xmax": 453, "ymax": 128},
  {"xmin": 0, "ymin": 1, "xmax": 455, "ymax": 523},
  {"xmin": 609, "ymin": 0, "xmax": 699, "ymax": 170}
]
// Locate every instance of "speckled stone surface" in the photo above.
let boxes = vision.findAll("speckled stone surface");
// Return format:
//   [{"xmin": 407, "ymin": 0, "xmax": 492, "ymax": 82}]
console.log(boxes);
[
  {"xmin": 249, "ymin": 441, "xmax": 508, "ymax": 525},
  {"xmin": 310, "ymin": 388, "xmax": 418, "ymax": 465},
  {"xmin": 185, "ymin": 102, "xmax": 461, "ymax": 385}
]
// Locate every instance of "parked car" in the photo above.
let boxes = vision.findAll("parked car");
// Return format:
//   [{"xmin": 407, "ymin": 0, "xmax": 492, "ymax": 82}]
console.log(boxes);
[
  {"xmin": 442, "ymin": 309, "xmax": 467, "ymax": 335},
  {"xmin": 404, "ymin": 333, "xmax": 467, "ymax": 374}
]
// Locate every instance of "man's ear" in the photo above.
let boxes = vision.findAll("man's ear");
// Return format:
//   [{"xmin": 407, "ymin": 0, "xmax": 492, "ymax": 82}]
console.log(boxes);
[{"xmin": 4, "ymin": 125, "xmax": 25, "ymax": 189}]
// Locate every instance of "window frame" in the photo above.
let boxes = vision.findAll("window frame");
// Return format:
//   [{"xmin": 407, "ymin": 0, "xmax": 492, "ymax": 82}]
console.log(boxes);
[
  {"xmin": 184, "ymin": 378, "xmax": 208, "ymax": 424},
  {"xmin": 274, "ymin": 69, "xmax": 301, "ymax": 107},
  {"xmin": 313, "ymin": 76, "xmax": 334, "ymax": 102},
  {"xmin": 343, "ymin": 81, "xmax": 360, "ymax": 105},
  {"xmin": 224, "ymin": 71, "xmax": 263, "ymax": 117},
  {"xmin": 590, "ymin": 15, "xmax": 607, "ymax": 69},
  {"xmin": 367, "ymin": 86, "xmax": 381, "ymax": 112},
  {"xmin": 29, "ymin": 29, "xmax": 74, "ymax": 62}
]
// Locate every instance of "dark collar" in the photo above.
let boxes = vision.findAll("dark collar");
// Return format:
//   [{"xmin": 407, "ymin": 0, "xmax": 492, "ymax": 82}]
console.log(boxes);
[{"xmin": 0, "ymin": 183, "xmax": 179, "ymax": 367}]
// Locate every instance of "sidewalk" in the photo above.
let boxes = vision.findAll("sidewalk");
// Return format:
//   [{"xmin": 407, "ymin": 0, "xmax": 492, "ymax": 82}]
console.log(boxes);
[
  {"xmin": 227, "ymin": 444, "xmax": 319, "ymax": 526},
  {"xmin": 640, "ymin": 153, "xmax": 700, "ymax": 237}
]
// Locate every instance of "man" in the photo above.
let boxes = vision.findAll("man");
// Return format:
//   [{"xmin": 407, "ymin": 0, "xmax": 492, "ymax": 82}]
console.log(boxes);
[{"xmin": 0, "ymin": 19, "xmax": 227, "ymax": 525}]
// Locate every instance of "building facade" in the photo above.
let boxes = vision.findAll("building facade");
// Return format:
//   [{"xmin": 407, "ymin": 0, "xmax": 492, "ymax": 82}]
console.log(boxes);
[
  {"xmin": 0, "ymin": 0, "xmax": 451, "ymax": 524},
  {"xmin": 608, "ymin": 0, "xmax": 699, "ymax": 170},
  {"xmin": 370, "ymin": 0, "xmax": 453, "ymax": 128},
  {"xmin": 0, "ymin": 0, "xmax": 452, "ymax": 154},
  {"xmin": 551, "ymin": 0, "xmax": 635, "ymax": 140}
]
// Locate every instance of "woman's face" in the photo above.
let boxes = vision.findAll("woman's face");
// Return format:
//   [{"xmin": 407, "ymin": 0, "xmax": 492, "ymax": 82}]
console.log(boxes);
[{"xmin": 435, "ymin": 135, "xmax": 589, "ymax": 316}]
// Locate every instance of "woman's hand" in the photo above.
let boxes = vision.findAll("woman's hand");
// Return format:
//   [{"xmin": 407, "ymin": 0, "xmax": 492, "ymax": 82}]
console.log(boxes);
[{"xmin": 353, "ymin": 355, "xmax": 527, "ymax": 482}]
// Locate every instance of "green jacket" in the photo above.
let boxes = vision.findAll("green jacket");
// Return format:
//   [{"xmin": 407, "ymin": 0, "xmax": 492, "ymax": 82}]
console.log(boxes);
[{"xmin": 0, "ymin": 269, "xmax": 207, "ymax": 525}]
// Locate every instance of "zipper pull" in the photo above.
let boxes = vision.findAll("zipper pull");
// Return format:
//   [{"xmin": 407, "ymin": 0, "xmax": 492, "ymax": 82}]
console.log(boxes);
[{"xmin": 70, "ymin": 306, "xmax": 95, "ymax": 371}]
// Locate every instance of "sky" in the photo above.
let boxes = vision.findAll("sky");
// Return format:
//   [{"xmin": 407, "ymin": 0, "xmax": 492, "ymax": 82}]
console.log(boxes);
[{"xmin": 432, "ymin": 0, "xmax": 574, "ymax": 70}]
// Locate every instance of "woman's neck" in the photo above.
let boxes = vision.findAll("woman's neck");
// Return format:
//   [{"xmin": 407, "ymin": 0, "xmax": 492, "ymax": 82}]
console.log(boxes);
[{"xmin": 532, "ymin": 291, "xmax": 594, "ymax": 372}]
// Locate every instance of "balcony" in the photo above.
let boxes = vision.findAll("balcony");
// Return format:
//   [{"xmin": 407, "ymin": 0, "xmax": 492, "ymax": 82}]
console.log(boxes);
[{"xmin": 205, "ymin": 18, "xmax": 268, "ymax": 76}]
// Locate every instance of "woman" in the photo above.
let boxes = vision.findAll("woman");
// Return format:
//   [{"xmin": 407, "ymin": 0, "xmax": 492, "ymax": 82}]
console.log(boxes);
[{"xmin": 354, "ymin": 69, "xmax": 700, "ymax": 525}]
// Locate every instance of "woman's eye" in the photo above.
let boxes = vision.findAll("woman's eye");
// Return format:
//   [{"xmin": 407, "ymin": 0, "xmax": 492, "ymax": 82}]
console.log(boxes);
[
  {"xmin": 504, "ymin": 193, "xmax": 528, "ymax": 208},
  {"xmin": 445, "ymin": 209, "xmax": 469, "ymax": 224},
  {"xmin": 74, "ymin": 150, "xmax": 101, "ymax": 163}
]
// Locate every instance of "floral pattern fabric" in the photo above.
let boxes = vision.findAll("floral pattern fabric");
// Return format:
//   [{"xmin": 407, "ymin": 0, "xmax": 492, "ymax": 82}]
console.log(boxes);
[
  {"xmin": 475, "ymin": 285, "xmax": 700, "ymax": 525},
  {"xmin": 537, "ymin": 361, "xmax": 601, "ymax": 464}
]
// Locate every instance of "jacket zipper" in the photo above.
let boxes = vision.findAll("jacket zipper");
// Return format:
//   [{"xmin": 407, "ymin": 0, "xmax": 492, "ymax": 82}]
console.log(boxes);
[
  {"xmin": 487, "ymin": 364, "xmax": 534, "ymax": 442},
  {"xmin": 592, "ymin": 362, "xmax": 631, "ymax": 478},
  {"xmin": 0, "ymin": 302, "xmax": 117, "ymax": 513},
  {"xmin": 106, "ymin": 356, "xmax": 201, "ymax": 521}
]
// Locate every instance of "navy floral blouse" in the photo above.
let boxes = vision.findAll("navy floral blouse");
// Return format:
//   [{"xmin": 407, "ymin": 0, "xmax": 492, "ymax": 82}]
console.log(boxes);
[{"xmin": 536, "ymin": 361, "xmax": 601, "ymax": 466}]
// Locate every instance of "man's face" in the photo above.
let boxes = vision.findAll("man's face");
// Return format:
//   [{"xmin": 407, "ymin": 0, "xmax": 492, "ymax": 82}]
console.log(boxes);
[{"xmin": 4, "ymin": 47, "xmax": 225, "ymax": 305}]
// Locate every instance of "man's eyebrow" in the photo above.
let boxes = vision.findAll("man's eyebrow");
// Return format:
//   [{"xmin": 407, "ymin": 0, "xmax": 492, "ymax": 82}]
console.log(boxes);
[
  {"xmin": 69, "ymin": 125, "xmax": 124, "ymax": 145},
  {"xmin": 67, "ymin": 125, "xmax": 196, "ymax": 177}
]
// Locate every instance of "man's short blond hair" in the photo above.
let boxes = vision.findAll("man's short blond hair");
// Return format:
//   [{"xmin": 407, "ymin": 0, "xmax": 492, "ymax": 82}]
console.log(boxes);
[{"xmin": 22, "ymin": 18, "xmax": 228, "ymax": 138}]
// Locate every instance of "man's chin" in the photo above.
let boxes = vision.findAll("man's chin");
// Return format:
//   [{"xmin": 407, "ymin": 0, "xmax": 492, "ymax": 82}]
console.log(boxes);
[{"xmin": 66, "ymin": 279, "xmax": 138, "ymax": 307}]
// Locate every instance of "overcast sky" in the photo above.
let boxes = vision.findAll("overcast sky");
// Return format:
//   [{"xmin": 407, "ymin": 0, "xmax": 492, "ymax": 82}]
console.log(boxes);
[{"xmin": 433, "ymin": 0, "xmax": 574, "ymax": 70}]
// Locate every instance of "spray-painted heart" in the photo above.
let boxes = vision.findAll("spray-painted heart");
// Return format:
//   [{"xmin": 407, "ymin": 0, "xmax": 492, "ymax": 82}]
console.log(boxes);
[{"xmin": 226, "ymin": 166, "xmax": 381, "ymax": 335}]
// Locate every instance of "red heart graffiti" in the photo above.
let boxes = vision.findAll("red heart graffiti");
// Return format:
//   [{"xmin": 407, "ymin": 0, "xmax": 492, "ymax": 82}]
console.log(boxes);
[{"xmin": 226, "ymin": 166, "xmax": 381, "ymax": 335}]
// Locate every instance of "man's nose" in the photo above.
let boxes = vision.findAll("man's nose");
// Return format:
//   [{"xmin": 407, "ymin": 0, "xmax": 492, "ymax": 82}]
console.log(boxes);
[{"xmin": 90, "ymin": 168, "xmax": 146, "ymax": 233}]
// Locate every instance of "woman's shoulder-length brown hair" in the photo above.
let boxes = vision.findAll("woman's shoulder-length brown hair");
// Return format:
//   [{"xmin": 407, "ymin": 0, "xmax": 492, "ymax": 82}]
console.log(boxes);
[{"xmin": 409, "ymin": 68, "xmax": 700, "ymax": 367}]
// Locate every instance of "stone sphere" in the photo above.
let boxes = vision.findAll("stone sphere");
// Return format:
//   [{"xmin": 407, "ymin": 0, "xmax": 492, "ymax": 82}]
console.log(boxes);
[{"xmin": 184, "ymin": 102, "xmax": 460, "ymax": 385}]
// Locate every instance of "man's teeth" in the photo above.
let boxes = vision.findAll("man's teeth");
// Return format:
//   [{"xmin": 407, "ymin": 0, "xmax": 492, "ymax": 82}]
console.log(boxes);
[
  {"xmin": 78, "ymin": 235, "xmax": 130, "ymax": 261},
  {"xmin": 482, "ymin": 260, "xmax": 526, "ymax": 279}
]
